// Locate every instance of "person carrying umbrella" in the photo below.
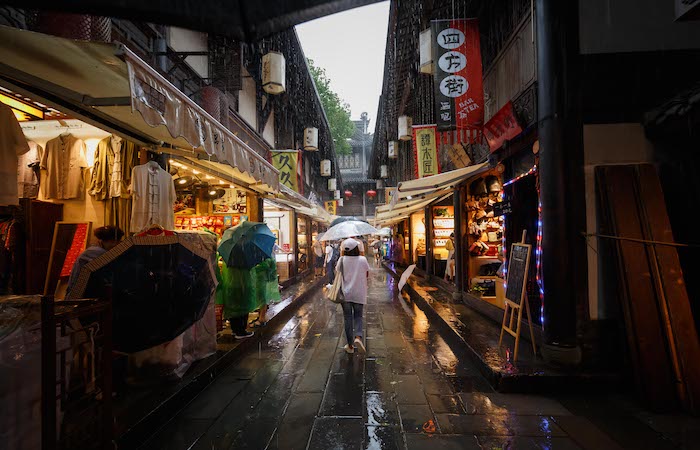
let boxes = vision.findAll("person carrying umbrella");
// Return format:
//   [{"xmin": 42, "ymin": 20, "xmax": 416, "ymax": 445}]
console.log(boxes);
[{"xmin": 336, "ymin": 238, "xmax": 370, "ymax": 354}]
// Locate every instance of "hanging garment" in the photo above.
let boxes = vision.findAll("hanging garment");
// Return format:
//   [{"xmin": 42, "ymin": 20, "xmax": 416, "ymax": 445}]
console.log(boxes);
[
  {"xmin": 40, "ymin": 134, "xmax": 88, "ymax": 200},
  {"xmin": 129, "ymin": 160, "xmax": 176, "ymax": 232},
  {"xmin": 88, "ymin": 135, "xmax": 138, "ymax": 200},
  {"xmin": 0, "ymin": 103, "xmax": 30, "ymax": 206},
  {"xmin": 17, "ymin": 141, "xmax": 43, "ymax": 198}
]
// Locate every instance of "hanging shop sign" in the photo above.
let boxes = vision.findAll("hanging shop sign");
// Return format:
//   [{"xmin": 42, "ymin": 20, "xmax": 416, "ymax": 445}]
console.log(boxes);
[
  {"xmin": 398, "ymin": 115, "xmax": 413, "ymax": 140},
  {"xmin": 320, "ymin": 159, "xmax": 331, "ymax": 176},
  {"xmin": 338, "ymin": 198, "xmax": 344, "ymax": 207},
  {"xmin": 376, "ymin": 179, "xmax": 383, "ymax": 189},
  {"xmin": 380, "ymin": 164, "xmax": 388, "ymax": 178},
  {"xmin": 483, "ymin": 101, "xmax": 523, "ymax": 152},
  {"xmin": 262, "ymin": 51, "xmax": 285, "ymax": 94},
  {"xmin": 388, "ymin": 140, "xmax": 398, "ymax": 159},
  {"xmin": 271, "ymin": 150, "xmax": 300, "ymax": 192},
  {"xmin": 212, "ymin": 188, "xmax": 248, "ymax": 214},
  {"xmin": 325, "ymin": 200, "xmax": 337, "ymax": 215},
  {"xmin": 304, "ymin": 127, "xmax": 319, "ymax": 151},
  {"xmin": 412, "ymin": 125, "xmax": 440, "ymax": 178},
  {"xmin": 334, "ymin": 190, "xmax": 341, "ymax": 200},
  {"xmin": 328, "ymin": 178, "xmax": 337, "ymax": 191},
  {"xmin": 431, "ymin": 19, "xmax": 484, "ymax": 131}
]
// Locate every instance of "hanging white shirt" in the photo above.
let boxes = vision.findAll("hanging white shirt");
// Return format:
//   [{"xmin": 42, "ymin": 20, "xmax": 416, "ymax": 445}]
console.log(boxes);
[{"xmin": 129, "ymin": 161, "xmax": 176, "ymax": 232}]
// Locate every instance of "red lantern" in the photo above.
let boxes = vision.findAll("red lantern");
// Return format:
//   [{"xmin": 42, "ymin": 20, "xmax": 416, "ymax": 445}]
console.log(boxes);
[
  {"xmin": 366, "ymin": 190, "xmax": 377, "ymax": 198},
  {"xmin": 344, "ymin": 190, "xmax": 352, "ymax": 198}
]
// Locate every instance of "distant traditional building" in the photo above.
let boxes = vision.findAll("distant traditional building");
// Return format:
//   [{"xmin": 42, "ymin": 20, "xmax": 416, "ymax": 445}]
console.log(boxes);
[{"xmin": 336, "ymin": 112, "xmax": 376, "ymax": 218}]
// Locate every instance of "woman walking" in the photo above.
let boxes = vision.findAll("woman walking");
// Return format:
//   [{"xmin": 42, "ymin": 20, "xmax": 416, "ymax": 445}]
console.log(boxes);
[{"xmin": 336, "ymin": 238, "xmax": 370, "ymax": 354}]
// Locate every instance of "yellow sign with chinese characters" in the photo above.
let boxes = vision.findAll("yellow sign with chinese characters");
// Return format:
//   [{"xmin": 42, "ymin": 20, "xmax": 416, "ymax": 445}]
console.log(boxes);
[
  {"xmin": 324, "ymin": 200, "xmax": 337, "ymax": 215},
  {"xmin": 413, "ymin": 125, "xmax": 439, "ymax": 178},
  {"xmin": 271, "ymin": 150, "xmax": 299, "ymax": 192}
]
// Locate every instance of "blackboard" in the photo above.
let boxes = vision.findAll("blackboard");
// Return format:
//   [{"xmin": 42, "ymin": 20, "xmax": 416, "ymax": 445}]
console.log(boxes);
[
  {"xmin": 44, "ymin": 222, "xmax": 91, "ymax": 296},
  {"xmin": 493, "ymin": 200, "xmax": 513, "ymax": 216},
  {"xmin": 505, "ymin": 243, "xmax": 531, "ymax": 304}
]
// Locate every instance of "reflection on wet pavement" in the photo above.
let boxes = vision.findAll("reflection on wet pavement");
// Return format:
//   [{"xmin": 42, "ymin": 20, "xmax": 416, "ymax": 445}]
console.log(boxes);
[{"xmin": 143, "ymin": 266, "xmax": 686, "ymax": 450}]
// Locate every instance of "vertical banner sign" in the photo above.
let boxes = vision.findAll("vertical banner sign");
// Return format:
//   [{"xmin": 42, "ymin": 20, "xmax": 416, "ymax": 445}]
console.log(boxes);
[
  {"xmin": 483, "ymin": 101, "xmax": 523, "ymax": 152},
  {"xmin": 413, "ymin": 125, "xmax": 440, "ymax": 178},
  {"xmin": 324, "ymin": 200, "xmax": 337, "ymax": 215},
  {"xmin": 270, "ymin": 150, "xmax": 299, "ymax": 192},
  {"xmin": 431, "ymin": 19, "xmax": 484, "ymax": 131}
]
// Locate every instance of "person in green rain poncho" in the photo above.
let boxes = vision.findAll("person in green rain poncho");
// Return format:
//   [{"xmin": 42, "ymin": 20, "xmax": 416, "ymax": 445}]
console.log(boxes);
[{"xmin": 216, "ymin": 257, "xmax": 281, "ymax": 339}]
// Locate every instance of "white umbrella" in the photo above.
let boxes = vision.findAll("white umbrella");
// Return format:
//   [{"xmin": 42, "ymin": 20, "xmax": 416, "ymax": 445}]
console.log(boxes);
[
  {"xmin": 398, "ymin": 264, "xmax": 416, "ymax": 292},
  {"xmin": 319, "ymin": 220, "xmax": 379, "ymax": 241},
  {"xmin": 376, "ymin": 227, "xmax": 392, "ymax": 237}
]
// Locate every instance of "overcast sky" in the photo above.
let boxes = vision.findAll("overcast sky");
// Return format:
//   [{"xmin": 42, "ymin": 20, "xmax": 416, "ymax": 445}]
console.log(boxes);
[{"xmin": 296, "ymin": 2, "xmax": 390, "ymax": 130}]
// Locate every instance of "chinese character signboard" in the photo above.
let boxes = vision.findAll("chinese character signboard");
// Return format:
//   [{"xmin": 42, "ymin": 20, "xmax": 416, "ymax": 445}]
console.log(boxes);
[
  {"xmin": 271, "ymin": 150, "xmax": 300, "ymax": 192},
  {"xmin": 413, "ymin": 125, "xmax": 440, "ymax": 178},
  {"xmin": 324, "ymin": 200, "xmax": 337, "ymax": 215},
  {"xmin": 431, "ymin": 19, "xmax": 484, "ymax": 131},
  {"xmin": 483, "ymin": 101, "xmax": 523, "ymax": 152}
]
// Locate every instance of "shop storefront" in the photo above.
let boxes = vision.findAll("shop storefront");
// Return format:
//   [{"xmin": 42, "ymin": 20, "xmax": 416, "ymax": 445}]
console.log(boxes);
[{"xmin": 410, "ymin": 211, "xmax": 426, "ymax": 270}]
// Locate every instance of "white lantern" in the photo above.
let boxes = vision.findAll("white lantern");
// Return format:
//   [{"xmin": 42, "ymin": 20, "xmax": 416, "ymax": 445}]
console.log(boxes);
[
  {"xmin": 334, "ymin": 190, "xmax": 341, "ymax": 200},
  {"xmin": 338, "ymin": 198, "xmax": 344, "ymax": 207},
  {"xmin": 262, "ymin": 52, "xmax": 285, "ymax": 95},
  {"xmin": 328, "ymin": 178, "xmax": 337, "ymax": 191},
  {"xmin": 398, "ymin": 115, "xmax": 412, "ymax": 141},
  {"xmin": 380, "ymin": 165, "xmax": 388, "ymax": 178},
  {"xmin": 376, "ymin": 179, "xmax": 383, "ymax": 189},
  {"xmin": 388, "ymin": 141, "xmax": 398, "ymax": 159},
  {"xmin": 304, "ymin": 127, "xmax": 318, "ymax": 151},
  {"xmin": 320, "ymin": 159, "xmax": 331, "ymax": 176},
  {"xmin": 419, "ymin": 29, "xmax": 433, "ymax": 74}
]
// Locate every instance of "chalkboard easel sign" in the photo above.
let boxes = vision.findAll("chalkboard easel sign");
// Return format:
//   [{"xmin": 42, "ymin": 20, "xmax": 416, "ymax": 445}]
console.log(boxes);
[
  {"xmin": 498, "ymin": 230, "xmax": 537, "ymax": 362},
  {"xmin": 44, "ymin": 222, "xmax": 92, "ymax": 296}
]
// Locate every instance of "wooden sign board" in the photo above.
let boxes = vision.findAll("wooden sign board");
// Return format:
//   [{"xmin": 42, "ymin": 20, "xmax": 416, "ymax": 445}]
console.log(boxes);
[
  {"xmin": 498, "ymin": 235, "xmax": 536, "ymax": 361},
  {"xmin": 44, "ymin": 222, "xmax": 92, "ymax": 296}
]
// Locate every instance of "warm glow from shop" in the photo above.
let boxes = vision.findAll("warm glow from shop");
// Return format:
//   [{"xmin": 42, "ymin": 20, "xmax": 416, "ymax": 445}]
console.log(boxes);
[{"xmin": 0, "ymin": 92, "xmax": 44, "ymax": 120}]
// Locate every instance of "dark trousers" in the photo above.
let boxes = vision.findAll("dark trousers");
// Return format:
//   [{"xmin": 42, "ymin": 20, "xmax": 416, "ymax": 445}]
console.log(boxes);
[{"xmin": 230, "ymin": 314, "xmax": 249, "ymax": 334}]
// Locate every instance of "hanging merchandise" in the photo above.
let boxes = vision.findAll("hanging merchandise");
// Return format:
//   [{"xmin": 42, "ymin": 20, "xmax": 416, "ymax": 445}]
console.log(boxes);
[
  {"xmin": 419, "ymin": 29, "xmax": 433, "ymax": 74},
  {"xmin": 485, "ymin": 175, "xmax": 502, "ymax": 193},
  {"xmin": 470, "ymin": 178, "xmax": 488, "ymax": 197},
  {"xmin": 41, "ymin": 133, "xmax": 88, "ymax": 200},
  {"xmin": 380, "ymin": 165, "xmax": 388, "ymax": 178},
  {"xmin": 1, "ymin": 103, "xmax": 29, "ymax": 206},
  {"xmin": 304, "ymin": 127, "xmax": 319, "ymax": 151},
  {"xmin": 388, "ymin": 140, "xmax": 398, "ymax": 159},
  {"xmin": 262, "ymin": 51, "xmax": 285, "ymax": 95},
  {"xmin": 320, "ymin": 159, "xmax": 331, "ymax": 176},
  {"xmin": 130, "ymin": 160, "xmax": 176, "ymax": 231},
  {"xmin": 328, "ymin": 178, "xmax": 337, "ymax": 191},
  {"xmin": 17, "ymin": 141, "xmax": 42, "ymax": 198},
  {"xmin": 398, "ymin": 115, "xmax": 413, "ymax": 140}
]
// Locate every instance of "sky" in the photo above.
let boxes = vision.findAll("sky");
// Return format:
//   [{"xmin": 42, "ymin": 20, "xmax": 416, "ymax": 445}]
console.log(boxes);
[{"xmin": 296, "ymin": 2, "xmax": 390, "ymax": 128}]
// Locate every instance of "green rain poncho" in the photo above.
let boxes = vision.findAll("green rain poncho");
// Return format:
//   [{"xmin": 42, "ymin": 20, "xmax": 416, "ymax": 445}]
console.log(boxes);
[{"xmin": 216, "ymin": 257, "xmax": 280, "ymax": 319}]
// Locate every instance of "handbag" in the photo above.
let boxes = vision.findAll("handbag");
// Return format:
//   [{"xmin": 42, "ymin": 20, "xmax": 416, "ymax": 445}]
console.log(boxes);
[{"xmin": 326, "ymin": 257, "xmax": 345, "ymax": 304}]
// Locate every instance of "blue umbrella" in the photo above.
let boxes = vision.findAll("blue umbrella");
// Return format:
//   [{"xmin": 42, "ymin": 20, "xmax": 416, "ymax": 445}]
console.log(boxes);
[{"xmin": 218, "ymin": 221, "xmax": 276, "ymax": 269}]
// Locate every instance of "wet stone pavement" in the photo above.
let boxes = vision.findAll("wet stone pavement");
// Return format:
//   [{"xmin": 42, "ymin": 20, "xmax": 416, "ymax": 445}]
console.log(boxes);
[{"xmin": 143, "ymin": 266, "xmax": 699, "ymax": 449}]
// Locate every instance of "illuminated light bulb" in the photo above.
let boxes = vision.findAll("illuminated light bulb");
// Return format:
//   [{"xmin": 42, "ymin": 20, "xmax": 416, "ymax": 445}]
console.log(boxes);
[
  {"xmin": 192, "ymin": 170, "xmax": 199, "ymax": 175},
  {"xmin": 209, "ymin": 190, "xmax": 217, "ymax": 196},
  {"xmin": 205, "ymin": 175, "xmax": 214, "ymax": 180},
  {"xmin": 169, "ymin": 159, "xmax": 174, "ymax": 164},
  {"xmin": 178, "ymin": 178, "xmax": 187, "ymax": 185},
  {"xmin": 219, "ymin": 180, "xmax": 225, "ymax": 185}
]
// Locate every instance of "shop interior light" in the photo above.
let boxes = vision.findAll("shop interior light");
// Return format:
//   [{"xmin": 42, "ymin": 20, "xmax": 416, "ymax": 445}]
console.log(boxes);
[
  {"xmin": 192, "ymin": 169, "xmax": 199, "ymax": 174},
  {"xmin": 219, "ymin": 180, "xmax": 225, "ymax": 185},
  {"xmin": 0, "ymin": 92, "xmax": 45, "ymax": 121},
  {"xmin": 205, "ymin": 175, "xmax": 214, "ymax": 180}
]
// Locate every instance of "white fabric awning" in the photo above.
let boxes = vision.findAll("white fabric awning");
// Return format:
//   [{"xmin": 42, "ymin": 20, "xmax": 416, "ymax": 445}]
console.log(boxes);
[
  {"xmin": 266, "ymin": 187, "xmax": 332, "ymax": 224},
  {"xmin": 375, "ymin": 193, "xmax": 450, "ymax": 222},
  {"xmin": 0, "ymin": 25, "xmax": 279, "ymax": 192},
  {"xmin": 396, "ymin": 163, "xmax": 489, "ymax": 200}
]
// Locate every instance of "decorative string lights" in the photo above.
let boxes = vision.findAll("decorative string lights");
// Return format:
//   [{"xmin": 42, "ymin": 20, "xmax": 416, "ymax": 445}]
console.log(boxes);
[{"xmin": 499, "ymin": 164, "xmax": 544, "ymax": 328}]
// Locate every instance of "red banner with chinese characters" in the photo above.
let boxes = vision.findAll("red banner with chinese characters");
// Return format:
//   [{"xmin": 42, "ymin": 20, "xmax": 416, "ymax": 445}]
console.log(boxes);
[
  {"xmin": 60, "ymin": 223, "xmax": 89, "ymax": 277},
  {"xmin": 413, "ymin": 125, "xmax": 440, "ymax": 178},
  {"xmin": 483, "ymin": 101, "xmax": 523, "ymax": 152},
  {"xmin": 432, "ymin": 19, "xmax": 484, "ymax": 131}
]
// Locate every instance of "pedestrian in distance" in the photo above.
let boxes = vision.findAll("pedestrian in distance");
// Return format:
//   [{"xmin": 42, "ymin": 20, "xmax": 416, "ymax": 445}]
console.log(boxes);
[
  {"xmin": 336, "ymin": 238, "xmax": 370, "ymax": 354},
  {"xmin": 325, "ymin": 240, "xmax": 340, "ymax": 284}
]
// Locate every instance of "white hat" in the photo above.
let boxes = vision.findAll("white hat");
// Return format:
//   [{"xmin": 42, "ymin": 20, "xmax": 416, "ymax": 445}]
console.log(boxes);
[{"xmin": 341, "ymin": 238, "xmax": 359, "ymax": 252}]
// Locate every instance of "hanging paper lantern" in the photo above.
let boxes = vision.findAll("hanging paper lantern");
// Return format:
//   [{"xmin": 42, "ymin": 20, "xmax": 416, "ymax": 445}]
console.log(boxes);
[
  {"xmin": 304, "ymin": 127, "xmax": 318, "ymax": 151},
  {"xmin": 380, "ymin": 165, "xmax": 388, "ymax": 178},
  {"xmin": 328, "ymin": 178, "xmax": 337, "ymax": 191},
  {"xmin": 334, "ymin": 190, "xmax": 341, "ymax": 200},
  {"xmin": 262, "ymin": 51, "xmax": 285, "ymax": 95},
  {"xmin": 366, "ymin": 190, "xmax": 377, "ymax": 199},
  {"xmin": 398, "ymin": 115, "xmax": 412, "ymax": 141},
  {"xmin": 320, "ymin": 159, "xmax": 331, "ymax": 176},
  {"xmin": 419, "ymin": 29, "xmax": 433, "ymax": 74},
  {"xmin": 388, "ymin": 141, "xmax": 398, "ymax": 159},
  {"xmin": 344, "ymin": 190, "xmax": 352, "ymax": 199}
]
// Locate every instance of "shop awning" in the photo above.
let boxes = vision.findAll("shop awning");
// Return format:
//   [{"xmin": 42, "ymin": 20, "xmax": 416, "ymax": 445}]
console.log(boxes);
[
  {"xmin": 0, "ymin": 25, "xmax": 279, "ymax": 192},
  {"xmin": 396, "ymin": 163, "xmax": 489, "ymax": 200},
  {"xmin": 375, "ymin": 189, "xmax": 452, "ymax": 215},
  {"xmin": 266, "ymin": 188, "xmax": 332, "ymax": 225},
  {"xmin": 375, "ymin": 194, "xmax": 450, "ymax": 223}
]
